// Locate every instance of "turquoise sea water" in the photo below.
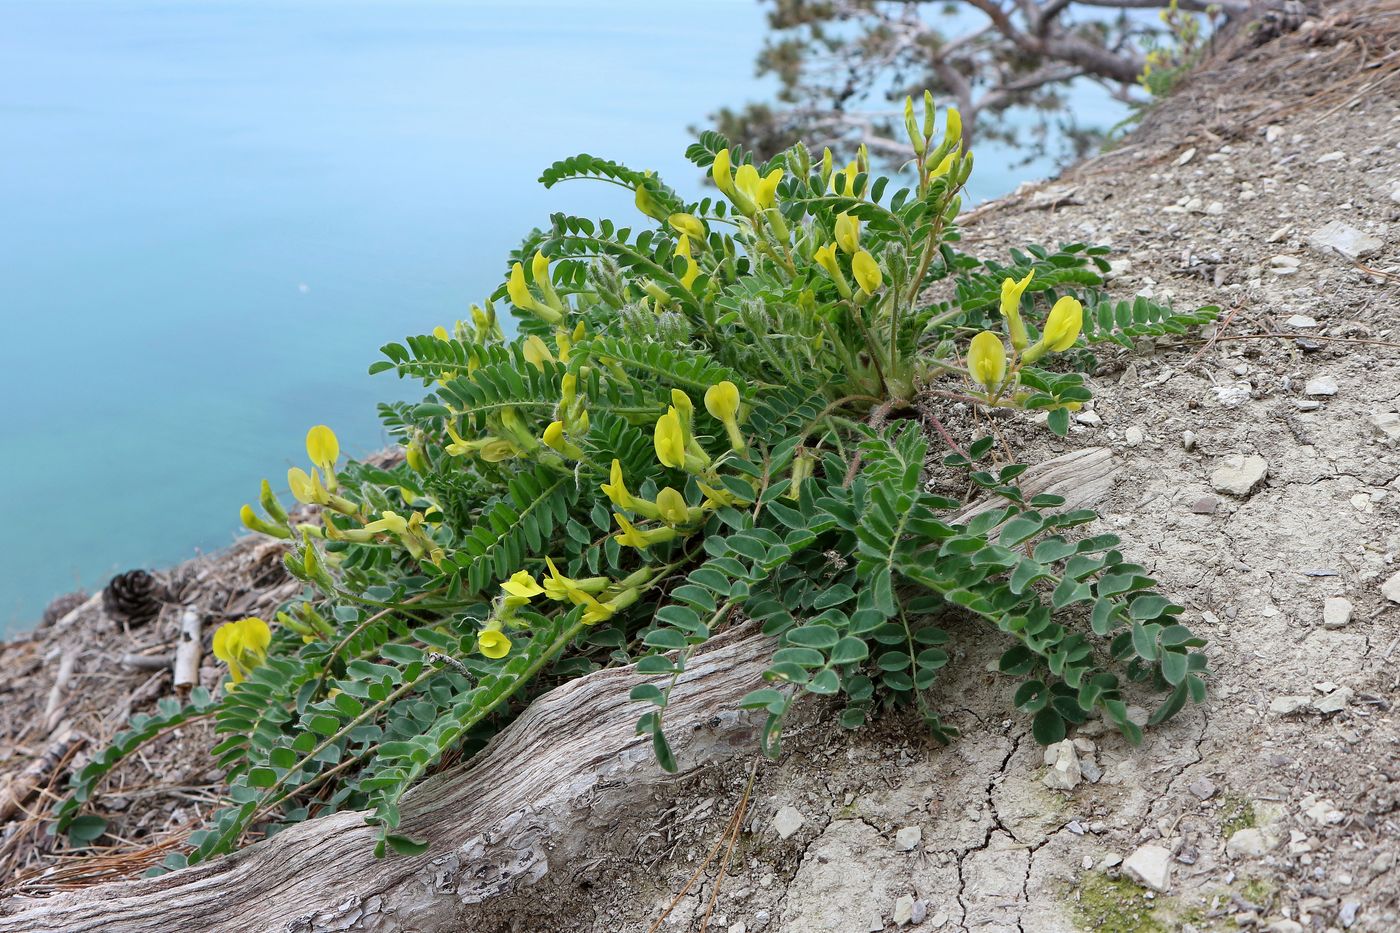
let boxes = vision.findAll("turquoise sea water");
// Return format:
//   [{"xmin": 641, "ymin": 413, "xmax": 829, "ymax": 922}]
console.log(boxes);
[{"xmin": 0, "ymin": 1, "xmax": 1124, "ymax": 631}]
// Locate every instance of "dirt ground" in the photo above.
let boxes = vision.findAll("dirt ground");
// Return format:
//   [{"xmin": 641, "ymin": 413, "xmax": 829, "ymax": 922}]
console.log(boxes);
[{"xmin": 2, "ymin": 2, "xmax": 1397, "ymax": 930}]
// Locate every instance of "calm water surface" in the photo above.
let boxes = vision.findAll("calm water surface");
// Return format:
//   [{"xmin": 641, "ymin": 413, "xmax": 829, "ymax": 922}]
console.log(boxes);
[{"xmin": 0, "ymin": 1, "xmax": 1123, "ymax": 630}]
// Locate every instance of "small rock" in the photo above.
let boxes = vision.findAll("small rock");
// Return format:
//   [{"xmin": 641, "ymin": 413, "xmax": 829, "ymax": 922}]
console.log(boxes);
[
  {"xmin": 1266, "ymin": 224, "xmax": 1291, "ymax": 243},
  {"xmin": 1313, "ymin": 686, "xmax": 1353, "ymax": 715},
  {"xmin": 1294, "ymin": 399, "xmax": 1321, "ymax": 412},
  {"xmin": 1204, "ymin": 200, "xmax": 1224, "ymax": 215},
  {"xmin": 1285, "ymin": 314, "xmax": 1318, "ymax": 328},
  {"xmin": 894, "ymin": 825, "xmax": 922, "ymax": 851},
  {"xmin": 1123, "ymin": 844, "xmax": 1173, "ymax": 893},
  {"xmin": 772, "ymin": 806, "xmax": 804, "ymax": 840},
  {"xmin": 1175, "ymin": 147, "xmax": 1196, "ymax": 166},
  {"xmin": 1304, "ymin": 798, "xmax": 1344, "ymax": 824},
  {"xmin": 1211, "ymin": 454, "xmax": 1269, "ymax": 497},
  {"xmin": 1100, "ymin": 853, "xmax": 1123, "ymax": 871},
  {"xmin": 1226, "ymin": 828, "xmax": 1271, "ymax": 858},
  {"xmin": 1269, "ymin": 254, "xmax": 1301, "ymax": 275},
  {"xmin": 1269, "ymin": 695, "xmax": 1311, "ymax": 716},
  {"xmin": 893, "ymin": 894, "xmax": 916, "ymax": 926},
  {"xmin": 1308, "ymin": 220, "xmax": 1384, "ymax": 260},
  {"xmin": 1323, "ymin": 597, "xmax": 1353, "ymax": 628},
  {"xmin": 1382, "ymin": 571, "xmax": 1400, "ymax": 604},
  {"xmin": 1074, "ymin": 410, "xmax": 1102, "ymax": 427},
  {"xmin": 1190, "ymin": 496, "xmax": 1218, "ymax": 515},
  {"xmin": 728, "ymin": 925, "xmax": 747, "ymax": 933},
  {"xmin": 1316, "ymin": 150, "xmax": 1345, "ymax": 164},
  {"xmin": 1080, "ymin": 760, "xmax": 1103, "ymax": 783},
  {"xmin": 1266, "ymin": 920, "xmax": 1304, "ymax": 933},
  {"xmin": 910, "ymin": 900, "xmax": 928, "ymax": 925},
  {"xmin": 1370, "ymin": 851, "xmax": 1395, "ymax": 875},
  {"xmin": 1265, "ymin": 125, "xmax": 1282, "ymax": 142},
  {"xmin": 1106, "ymin": 258, "xmax": 1133, "ymax": 279},
  {"xmin": 1340, "ymin": 899, "xmax": 1360, "ymax": 927},
  {"xmin": 1189, "ymin": 778, "xmax": 1218, "ymax": 800},
  {"xmin": 1211, "ymin": 382, "xmax": 1253, "ymax": 407},
  {"xmin": 1303, "ymin": 375, "xmax": 1338, "ymax": 396},
  {"xmin": 1369, "ymin": 411, "xmax": 1400, "ymax": 443},
  {"xmin": 1042, "ymin": 740, "xmax": 1082, "ymax": 791},
  {"xmin": 1182, "ymin": 430, "xmax": 1197, "ymax": 451}
]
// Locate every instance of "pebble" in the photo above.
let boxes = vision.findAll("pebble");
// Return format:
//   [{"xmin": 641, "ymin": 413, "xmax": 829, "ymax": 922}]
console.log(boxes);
[
  {"xmin": 1123, "ymin": 844, "xmax": 1173, "ymax": 893},
  {"xmin": 893, "ymin": 894, "xmax": 915, "ymax": 926},
  {"xmin": 1308, "ymin": 220, "xmax": 1384, "ymax": 260},
  {"xmin": 1074, "ymin": 410, "xmax": 1103, "ymax": 427},
  {"xmin": 1269, "ymin": 695, "xmax": 1311, "ymax": 716},
  {"xmin": 772, "ymin": 806, "xmax": 804, "ymax": 840},
  {"xmin": 1204, "ymin": 200, "xmax": 1224, "ymax": 215},
  {"xmin": 1369, "ymin": 411, "xmax": 1400, "ymax": 443},
  {"xmin": 910, "ymin": 900, "xmax": 928, "ymax": 925},
  {"xmin": 894, "ymin": 825, "xmax": 922, "ymax": 851},
  {"xmin": 1269, "ymin": 254, "xmax": 1301, "ymax": 275},
  {"xmin": 1182, "ymin": 430, "xmax": 1197, "ymax": 451},
  {"xmin": 1313, "ymin": 686, "xmax": 1353, "ymax": 715},
  {"xmin": 1383, "ymin": 571, "xmax": 1400, "ymax": 604},
  {"xmin": 1100, "ymin": 853, "xmax": 1123, "ymax": 870},
  {"xmin": 1265, "ymin": 125, "xmax": 1282, "ymax": 142},
  {"xmin": 1211, "ymin": 454, "xmax": 1269, "ymax": 497},
  {"xmin": 1124, "ymin": 426, "xmax": 1144, "ymax": 446},
  {"xmin": 1189, "ymin": 778, "xmax": 1218, "ymax": 800},
  {"xmin": 1175, "ymin": 147, "xmax": 1197, "ymax": 166},
  {"xmin": 1303, "ymin": 375, "xmax": 1337, "ymax": 396},
  {"xmin": 1316, "ymin": 150, "xmax": 1346, "ymax": 164},
  {"xmin": 1042, "ymin": 740, "xmax": 1082, "ymax": 791},
  {"xmin": 728, "ymin": 925, "xmax": 747, "ymax": 933},
  {"xmin": 1190, "ymin": 496, "xmax": 1218, "ymax": 515},
  {"xmin": 1340, "ymin": 899, "xmax": 1360, "ymax": 927},
  {"xmin": 1294, "ymin": 400, "xmax": 1321, "ymax": 411},
  {"xmin": 1226, "ymin": 828, "xmax": 1271, "ymax": 858},
  {"xmin": 1323, "ymin": 597, "xmax": 1353, "ymax": 628},
  {"xmin": 1285, "ymin": 314, "xmax": 1318, "ymax": 328},
  {"xmin": 1266, "ymin": 921, "xmax": 1304, "ymax": 933}
]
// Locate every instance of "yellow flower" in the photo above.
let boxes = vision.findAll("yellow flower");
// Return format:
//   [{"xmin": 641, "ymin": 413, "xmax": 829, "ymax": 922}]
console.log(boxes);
[
  {"xmin": 613, "ymin": 513, "xmax": 677, "ymax": 549},
  {"xmin": 507, "ymin": 260, "xmax": 563, "ymax": 325},
  {"xmin": 479, "ymin": 439, "xmax": 519, "ymax": 462},
  {"xmin": 240, "ymin": 503, "xmax": 290, "ymax": 539},
  {"xmin": 634, "ymin": 171, "xmax": 668, "ymax": 222},
  {"xmin": 669, "ymin": 213, "xmax": 705, "ymax": 241},
  {"xmin": 364, "ymin": 510, "xmax": 409, "ymax": 536},
  {"xmin": 735, "ymin": 164, "xmax": 783, "ymax": 210},
  {"xmin": 852, "ymin": 250, "xmax": 882, "ymax": 295},
  {"xmin": 999, "ymin": 271, "xmax": 1034, "ymax": 350},
  {"xmin": 929, "ymin": 151, "xmax": 957, "ymax": 178},
  {"xmin": 541, "ymin": 420, "xmax": 583, "ymax": 459},
  {"xmin": 542, "ymin": 556, "xmax": 609, "ymax": 603},
  {"xmin": 834, "ymin": 212, "xmax": 860, "ymax": 254},
  {"xmin": 287, "ymin": 467, "xmax": 322, "ymax": 505},
  {"xmin": 1041, "ymin": 296, "xmax": 1084, "ymax": 351},
  {"xmin": 655, "ymin": 487, "xmax": 692, "ymax": 526},
  {"xmin": 654, "ymin": 407, "xmax": 686, "ymax": 469},
  {"xmin": 675, "ymin": 235, "xmax": 700, "ymax": 290},
  {"xmin": 968, "ymin": 331, "xmax": 1007, "ymax": 391},
  {"xmin": 601, "ymin": 458, "xmax": 636, "ymax": 510},
  {"xmin": 814, "ymin": 243, "xmax": 852, "ymax": 299},
  {"xmin": 711, "ymin": 147, "xmax": 736, "ymax": 197},
  {"xmin": 306, "ymin": 425, "xmax": 339, "ymax": 473},
  {"xmin": 945, "ymin": 107, "xmax": 963, "ymax": 148},
  {"xmin": 704, "ymin": 380, "xmax": 745, "ymax": 452},
  {"xmin": 522, "ymin": 334, "xmax": 556, "ymax": 370},
  {"xmin": 212, "ymin": 617, "xmax": 272, "ymax": 686},
  {"xmin": 501, "ymin": 570, "xmax": 544, "ymax": 601},
  {"xmin": 697, "ymin": 480, "xmax": 750, "ymax": 509},
  {"xmin": 477, "ymin": 628, "xmax": 512, "ymax": 660},
  {"xmin": 834, "ymin": 160, "xmax": 862, "ymax": 197}
]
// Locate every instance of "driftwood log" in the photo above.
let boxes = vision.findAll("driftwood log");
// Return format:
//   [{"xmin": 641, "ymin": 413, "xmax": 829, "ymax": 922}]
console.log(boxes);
[{"xmin": 0, "ymin": 447, "xmax": 1115, "ymax": 933}]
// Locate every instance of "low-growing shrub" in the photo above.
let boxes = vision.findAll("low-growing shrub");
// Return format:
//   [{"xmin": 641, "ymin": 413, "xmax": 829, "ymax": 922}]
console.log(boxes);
[{"xmin": 57, "ymin": 94, "xmax": 1219, "ymax": 867}]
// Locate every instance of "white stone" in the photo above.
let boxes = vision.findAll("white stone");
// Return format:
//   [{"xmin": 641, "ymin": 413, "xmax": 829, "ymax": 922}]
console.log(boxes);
[
  {"xmin": 1074, "ymin": 410, "xmax": 1102, "ymax": 427},
  {"xmin": 1265, "ymin": 125, "xmax": 1282, "ymax": 142},
  {"xmin": 1323, "ymin": 597, "xmax": 1353, "ymax": 628},
  {"xmin": 1313, "ymin": 686, "xmax": 1353, "ymax": 714},
  {"xmin": 893, "ymin": 825, "xmax": 922, "ymax": 851},
  {"xmin": 772, "ymin": 805, "xmax": 804, "ymax": 839},
  {"xmin": 1269, "ymin": 695, "xmax": 1311, "ymax": 715},
  {"xmin": 1175, "ymin": 147, "xmax": 1196, "ymax": 166},
  {"xmin": 893, "ymin": 894, "xmax": 916, "ymax": 926},
  {"xmin": 1106, "ymin": 259, "xmax": 1133, "ymax": 279},
  {"xmin": 1227, "ymin": 828, "xmax": 1271, "ymax": 857},
  {"xmin": 1211, "ymin": 454, "xmax": 1269, "ymax": 497},
  {"xmin": 1308, "ymin": 221, "xmax": 1384, "ymax": 260},
  {"xmin": 1304, "ymin": 798, "xmax": 1344, "ymax": 825},
  {"xmin": 1316, "ymin": 150, "xmax": 1345, "ymax": 164},
  {"xmin": 1122, "ymin": 844, "xmax": 1173, "ymax": 893},
  {"xmin": 1267, "ymin": 921, "xmax": 1305, "ymax": 933},
  {"xmin": 1369, "ymin": 411, "xmax": 1400, "ymax": 442},
  {"xmin": 728, "ymin": 925, "xmax": 747, "ymax": 933},
  {"xmin": 1042, "ymin": 740, "xmax": 1082, "ymax": 791},
  {"xmin": 1205, "ymin": 200, "xmax": 1224, "ymax": 215},
  {"xmin": 1211, "ymin": 382, "xmax": 1253, "ymax": 407},
  {"xmin": 1285, "ymin": 314, "xmax": 1318, "ymax": 328},
  {"xmin": 1304, "ymin": 375, "xmax": 1338, "ymax": 396},
  {"xmin": 1383, "ymin": 571, "xmax": 1400, "ymax": 604},
  {"xmin": 1124, "ymin": 426, "xmax": 1145, "ymax": 446}
]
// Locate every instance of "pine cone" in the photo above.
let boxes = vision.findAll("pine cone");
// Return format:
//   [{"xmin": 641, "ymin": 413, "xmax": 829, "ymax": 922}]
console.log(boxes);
[
  {"xmin": 40, "ymin": 590, "xmax": 89, "ymax": 629},
  {"xmin": 102, "ymin": 570, "xmax": 166, "ymax": 628}
]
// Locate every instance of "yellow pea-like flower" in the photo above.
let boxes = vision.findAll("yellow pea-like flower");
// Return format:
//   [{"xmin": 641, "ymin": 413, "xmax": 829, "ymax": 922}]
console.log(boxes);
[
  {"xmin": 711, "ymin": 148, "xmax": 735, "ymax": 196},
  {"xmin": 634, "ymin": 171, "xmax": 668, "ymax": 222},
  {"xmin": 834, "ymin": 212, "xmax": 860, "ymax": 254},
  {"xmin": 1041, "ymin": 296, "xmax": 1084, "ymax": 351},
  {"xmin": 999, "ymin": 271, "xmax": 1034, "ymax": 351},
  {"xmin": 287, "ymin": 467, "xmax": 320, "ymax": 505},
  {"xmin": 968, "ymin": 331, "xmax": 1007, "ymax": 391},
  {"xmin": 613, "ymin": 513, "xmax": 676, "ymax": 550},
  {"xmin": 704, "ymin": 380, "xmax": 745, "ymax": 453},
  {"xmin": 654, "ymin": 408, "xmax": 687, "ymax": 469},
  {"xmin": 542, "ymin": 556, "xmax": 609, "ymax": 603},
  {"xmin": 522, "ymin": 334, "xmax": 556, "ymax": 370},
  {"xmin": 675, "ymin": 235, "xmax": 700, "ymax": 290},
  {"xmin": 814, "ymin": 243, "xmax": 852, "ymax": 299},
  {"xmin": 655, "ymin": 487, "xmax": 691, "ymax": 526},
  {"xmin": 541, "ymin": 420, "xmax": 583, "ymax": 459},
  {"xmin": 479, "ymin": 439, "xmax": 519, "ymax": 462},
  {"xmin": 669, "ymin": 213, "xmax": 705, "ymax": 241},
  {"xmin": 945, "ymin": 107, "xmax": 963, "ymax": 148},
  {"xmin": 929, "ymin": 151, "xmax": 957, "ymax": 178},
  {"xmin": 834, "ymin": 160, "xmax": 862, "ymax": 198},
  {"xmin": 736, "ymin": 166, "xmax": 782, "ymax": 210},
  {"xmin": 432, "ymin": 325, "xmax": 451, "ymax": 341},
  {"xmin": 852, "ymin": 250, "xmax": 882, "ymax": 295},
  {"xmin": 212, "ymin": 617, "xmax": 272, "ymax": 686},
  {"xmin": 477, "ymin": 628, "xmax": 512, "ymax": 660},
  {"xmin": 364, "ymin": 510, "xmax": 409, "ymax": 536},
  {"xmin": 240, "ymin": 504, "xmax": 290, "ymax": 539},
  {"xmin": 508, "ymin": 261, "xmax": 539, "ymax": 310},
  {"xmin": 306, "ymin": 425, "xmax": 339, "ymax": 473},
  {"xmin": 501, "ymin": 570, "xmax": 544, "ymax": 601}
]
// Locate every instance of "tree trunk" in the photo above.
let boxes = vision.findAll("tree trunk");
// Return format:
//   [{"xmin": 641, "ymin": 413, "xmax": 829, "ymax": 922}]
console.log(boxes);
[{"xmin": 0, "ymin": 448, "xmax": 1117, "ymax": 933}]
